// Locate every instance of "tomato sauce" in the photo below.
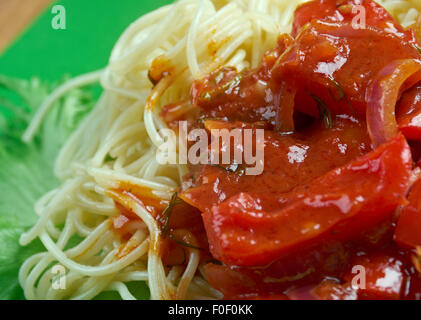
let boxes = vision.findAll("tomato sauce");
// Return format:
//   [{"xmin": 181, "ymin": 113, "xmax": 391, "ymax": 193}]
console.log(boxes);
[
  {"xmin": 155, "ymin": 0, "xmax": 421, "ymax": 299},
  {"xmin": 157, "ymin": 0, "xmax": 421, "ymax": 299},
  {"xmin": 107, "ymin": 184, "xmax": 211, "ymax": 267}
]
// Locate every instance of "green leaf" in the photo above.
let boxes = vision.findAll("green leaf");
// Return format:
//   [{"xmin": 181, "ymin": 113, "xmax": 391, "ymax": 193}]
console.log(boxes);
[
  {"xmin": 0, "ymin": 146, "xmax": 58, "ymax": 299},
  {"xmin": 0, "ymin": 226, "xmax": 44, "ymax": 300},
  {"xmin": 0, "ymin": 75, "xmax": 98, "ymax": 300}
]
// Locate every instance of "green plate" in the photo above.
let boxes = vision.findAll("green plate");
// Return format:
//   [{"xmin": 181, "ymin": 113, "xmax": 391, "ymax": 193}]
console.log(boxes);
[
  {"xmin": 0, "ymin": 0, "xmax": 173, "ymax": 300},
  {"xmin": 0, "ymin": 0, "xmax": 173, "ymax": 81}
]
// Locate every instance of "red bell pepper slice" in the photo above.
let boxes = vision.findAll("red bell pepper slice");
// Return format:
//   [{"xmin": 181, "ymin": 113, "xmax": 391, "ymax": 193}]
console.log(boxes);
[
  {"xmin": 292, "ymin": 0, "xmax": 416, "ymax": 42},
  {"xmin": 203, "ymin": 134, "xmax": 412, "ymax": 266},
  {"xmin": 394, "ymin": 177, "xmax": 421, "ymax": 249},
  {"xmin": 343, "ymin": 253, "xmax": 407, "ymax": 300},
  {"xmin": 309, "ymin": 280, "xmax": 357, "ymax": 300}
]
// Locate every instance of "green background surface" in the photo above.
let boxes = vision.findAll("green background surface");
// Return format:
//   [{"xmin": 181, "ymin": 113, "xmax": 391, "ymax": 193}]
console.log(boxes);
[
  {"xmin": 0, "ymin": 0, "xmax": 174, "ymax": 300},
  {"xmin": 0, "ymin": 0, "xmax": 173, "ymax": 81}
]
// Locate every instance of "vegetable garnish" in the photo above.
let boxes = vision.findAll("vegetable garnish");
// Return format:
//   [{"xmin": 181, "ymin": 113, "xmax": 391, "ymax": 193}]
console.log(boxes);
[
  {"xmin": 412, "ymin": 44, "xmax": 421, "ymax": 55},
  {"xmin": 159, "ymin": 192, "xmax": 203, "ymax": 251},
  {"xmin": 366, "ymin": 59, "xmax": 421, "ymax": 147},
  {"xmin": 328, "ymin": 77, "xmax": 355, "ymax": 115},
  {"xmin": 307, "ymin": 91, "xmax": 333, "ymax": 129},
  {"xmin": 160, "ymin": 192, "xmax": 183, "ymax": 238},
  {"xmin": 328, "ymin": 77, "xmax": 345, "ymax": 101},
  {"xmin": 199, "ymin": 71, "xmax": 242, "ymax": 103},
  {"xmin": 0, "ymin": 75, "xmax": 95, "ymax": 299},
  {"xmin": 104, "ymin": 154, "xmax": 117, "ymax": 163},
  {"xmin": 168, "ymin": 234, "xmax": 203, "ymax": 251}
]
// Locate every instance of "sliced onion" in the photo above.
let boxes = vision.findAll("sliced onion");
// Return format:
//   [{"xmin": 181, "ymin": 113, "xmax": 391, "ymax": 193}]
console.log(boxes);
[{"xmin": 366, "ymin": 59, "xmax": 421, "ymax": 147}]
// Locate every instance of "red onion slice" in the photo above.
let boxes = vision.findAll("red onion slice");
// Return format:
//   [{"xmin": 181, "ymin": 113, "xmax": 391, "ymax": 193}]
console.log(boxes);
[{"xmin": 366, "ymin": 59, "xmax": 421, "ymax": 147}]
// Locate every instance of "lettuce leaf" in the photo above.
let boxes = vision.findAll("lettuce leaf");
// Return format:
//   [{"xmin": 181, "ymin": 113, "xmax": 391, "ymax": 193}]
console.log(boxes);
[{"xmin": 0, "ymin": 75, "xmax": 96, "ymax": 299}]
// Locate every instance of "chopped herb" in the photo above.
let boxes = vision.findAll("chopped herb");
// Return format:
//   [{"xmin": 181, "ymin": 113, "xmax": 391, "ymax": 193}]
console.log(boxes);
[
  {"xmin": 169, "ymin": 234, "xmax": 203, "ymax": 251},
  {"xmin": 104, "ymin": 154, "xmax": 117, "ymax": 163},
  {"xmin": 160, "ymin": 192, "xmax": 182, "ymax": 238},
  {"xmin": 199, "ymin": 74, "xmax": 242, "ymax": 102},
  {"xmin": 307, "ymin": 91, "xmax": 333, "ymax": 129},
  {"xmin": 159, "ymin": 193, "xmax": 204, "ymax": 251},
  {"xmin": 412, "ymin": 44, "xmax": 421, "ymax": 55},
  {"xmin": 328, "ymin": 77, "xmax": 355, "ymax": 115},
  {"xmin": 328, "ymin": 77, "xmax": 345, "ymax": 101}
]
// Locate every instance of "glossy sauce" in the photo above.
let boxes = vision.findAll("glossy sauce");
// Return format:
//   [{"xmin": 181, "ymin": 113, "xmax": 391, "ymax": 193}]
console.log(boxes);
[
  {"xmin": 175, "ymin": 0, "xmax": 421, "ymax": 299},
  {"xmin": 107, "ymin": 184, "xmax": 211, "ymax": 266}
]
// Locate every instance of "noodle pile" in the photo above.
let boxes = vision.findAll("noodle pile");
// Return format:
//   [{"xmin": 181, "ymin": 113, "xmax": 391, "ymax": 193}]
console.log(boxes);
[{"xmin": 19, "ymin": 0, "xmax": 421, "ymax": 300}]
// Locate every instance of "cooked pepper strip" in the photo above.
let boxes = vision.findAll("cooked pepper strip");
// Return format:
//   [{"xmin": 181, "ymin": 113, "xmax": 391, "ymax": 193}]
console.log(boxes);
[{"xmin": 203, "ymin": 134, "xmax": 412, "ymax": 266}]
